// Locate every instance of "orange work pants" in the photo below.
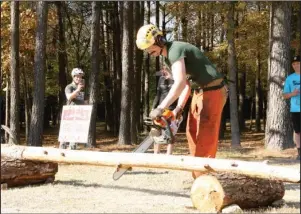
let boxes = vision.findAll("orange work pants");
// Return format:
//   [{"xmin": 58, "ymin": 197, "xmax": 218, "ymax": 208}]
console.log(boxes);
[{"xmin": 186, "ymin": 86, "xmax": 228, "ymax": 179}]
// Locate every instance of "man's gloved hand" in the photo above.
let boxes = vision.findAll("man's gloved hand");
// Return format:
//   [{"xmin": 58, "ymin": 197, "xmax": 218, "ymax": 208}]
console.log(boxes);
[
  {"xmin": 149, "ymin": 108, "xmax": 164, "ymax": 120},
  {"xmin": 172, "ymin": 106, "xmax": 184, "ymax": 120}
]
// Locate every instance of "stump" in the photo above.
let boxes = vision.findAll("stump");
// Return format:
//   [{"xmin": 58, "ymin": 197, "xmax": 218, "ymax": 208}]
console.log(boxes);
[
  {"xmin": 1, "ymin": 156, "xmax": 58, "ymax": 188},
  {"xmin": 190, "ymin": 173, "xmax": 285, "ymax": 212}
]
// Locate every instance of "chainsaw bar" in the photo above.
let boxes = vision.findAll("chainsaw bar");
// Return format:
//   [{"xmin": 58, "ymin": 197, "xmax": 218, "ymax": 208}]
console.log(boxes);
[{"xmin": 112, "ymin": 136, "xmax": 154, "ymax": 181}]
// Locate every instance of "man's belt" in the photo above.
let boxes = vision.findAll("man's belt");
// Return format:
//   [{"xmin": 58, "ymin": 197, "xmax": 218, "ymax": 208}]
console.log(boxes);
[
  {"xmin": 195, "ymin": 79, "xmax": 225, "ymax": 93},
  {"xmin": 203, "ymin": 81, "xmax": 225, "ymax": 92}
]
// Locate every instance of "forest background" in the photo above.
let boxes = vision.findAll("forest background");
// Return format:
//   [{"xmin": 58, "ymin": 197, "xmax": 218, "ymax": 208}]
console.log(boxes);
[{"xmin": 0, "ymin": 1, "xmax": 300, "ymax": 151}]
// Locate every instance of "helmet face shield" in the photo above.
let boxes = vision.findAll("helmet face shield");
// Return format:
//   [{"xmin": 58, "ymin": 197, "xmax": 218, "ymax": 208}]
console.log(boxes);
[{"xmin": 136, "ymin": 24, "xmax": 163, "ymax": 50}]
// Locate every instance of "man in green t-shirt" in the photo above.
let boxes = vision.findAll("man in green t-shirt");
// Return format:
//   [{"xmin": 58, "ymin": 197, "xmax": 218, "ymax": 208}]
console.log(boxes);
[{"xmin": 136, "ymin": 24, "xmax": 228, "ymax": 179}]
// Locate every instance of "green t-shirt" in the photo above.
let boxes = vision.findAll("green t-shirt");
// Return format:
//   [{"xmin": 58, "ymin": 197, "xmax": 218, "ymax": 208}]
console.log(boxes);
[{"xmin": 164, "ymin": 41, "xmax": 223, "ymax": 87}]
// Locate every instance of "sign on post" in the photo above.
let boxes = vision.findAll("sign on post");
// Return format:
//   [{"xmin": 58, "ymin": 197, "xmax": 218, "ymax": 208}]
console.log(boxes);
[{"xmin": 58, "ymin": 105, "xmax": 93, "ymax": 143}]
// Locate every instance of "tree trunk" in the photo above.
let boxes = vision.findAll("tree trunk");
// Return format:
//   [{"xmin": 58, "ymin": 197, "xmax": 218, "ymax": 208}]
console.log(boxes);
[
  {"xmin": 227, "ymin": 2, "xmax": 241, "ymax": 147},
  {"xmin": 249, "ymin": 97, "xmax": 254, "ymax": 131},
  {"xmin": 5, "ymin": 78, "xmax": 10, "ymax": 143},
  {"xmin": 130, "ymin": 2, "xmax": 140, "ymax": 145},
  {"xmin": 1, "ymin": 156, "xmax": 58, "ymax": 188},
  {"xmin": 161, "ymin": 2, "xmax": 167, "ymax": 35},
  {"xmin": 143, "ymin": 54, "xmax": 150, "ymax": 133},
  {"xmin": 139, "ymin": 1, "xmax": 145, "ymax": 131},
  {"xmin": 210, "ymin": 13, "xmax": 214, "ymax": 51},
  {"xmin": 255, "ymin": 51, "xmax": 262, "ymax": 132},
  {"xmin": 220, "ymin": 14, "xmax": 225, "ymax": 43},
  {"xmin": 265, "ymin": 2, "xmax": 294, "ymax": 150},
  {"xmin": 0, "ymin": 2, "xmax": 2, "ymax": 140},
  {"xmin": 56, "ymin": 1, "xmax": 68, "ymax": 122},
  {"xmin": 262, "ymin": 91, "xmax": 267, "ymax": 131},
  {"xmin": 87, "ymin": 1, "xmax": 101, "ymax": 148},
  {"xmin": 206, "ymin": 13, "xmax": 210, "ymax": 50},
  {"xmin": 134, "ymin": 1, "xmax": 144, "ymax": 132},
  {"xmin": 155, "ymin": 1, "xmax": 160, "ymax": 74},
  {"xmin": 238, "ymin": 68, "xmax": 246, "ymax": 131},
  {"xmin": 143, "ymin": 1, "xmax": 151, "ymax": 133},
  {"xmin": 9, "ymin": 1, "xmax": 20, "ymax": 145},
  {"xmin": 118, "ymin": 2, "xmax": 133, "ymax": 145},
  {"xmin": 191, "ymin": 173, "xmax": 285, "ymax": 212},
  {"xmin": 201, "ymin": 11, "xmax": 206, "ymax": 50},
  {"xmin": 103, "ymin": 6, "xmax": 113, "ymax": 132},
  {"xmin": 173, "ymin": 15, "xmax": 180, "ymax": 41},
  {"xmin": 181, "ymin": 3, "xmax": 188, "ymax": 41},
  {"xmin": 219, "ymin": 107, "xmax": 227, "ymax": 140},
  {"xmin": 104, "ymin": 8, "xmax": 111, "ymax": 80},
  {"xmin": 195, "ymin": 10, "xmax": 202, "ymax": 48},
  {"xmin": 21, "ymin": 68, "xmax": 31, "ymax": 143},
  {"xmin": 112, "ymin": 2, "xmax": 122, "ymax": 135},
  {"xmin": 28, "ymin": 1, "xmax": 48, "ymax": 147}
]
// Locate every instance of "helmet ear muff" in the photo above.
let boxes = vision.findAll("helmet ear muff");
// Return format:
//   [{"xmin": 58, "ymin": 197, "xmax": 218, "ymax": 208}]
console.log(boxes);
[{"xmin": 155, "ymin": 35, "xmax": 166, "ymax": 48}]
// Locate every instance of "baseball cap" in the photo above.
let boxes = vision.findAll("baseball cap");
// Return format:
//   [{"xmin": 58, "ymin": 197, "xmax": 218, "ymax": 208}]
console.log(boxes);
[{"xmin": 292, "ymin": 55, "xmax": 300, "ymax": 63}]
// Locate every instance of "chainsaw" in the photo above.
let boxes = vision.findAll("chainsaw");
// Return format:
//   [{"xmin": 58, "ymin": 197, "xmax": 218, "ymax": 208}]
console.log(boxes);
[{"xmin": 112, "ymin": 109, "xmax": 183, "ymax": 180}]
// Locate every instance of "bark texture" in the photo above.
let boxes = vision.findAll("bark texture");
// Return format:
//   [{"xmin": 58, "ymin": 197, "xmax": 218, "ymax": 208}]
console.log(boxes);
[
  {"xmin": 265, "ymin": 2, "xmax": 293, "ymax": 150},
  {"xmin": 1, "ymin": 156, "xmax": 58, "ymax": 188}
]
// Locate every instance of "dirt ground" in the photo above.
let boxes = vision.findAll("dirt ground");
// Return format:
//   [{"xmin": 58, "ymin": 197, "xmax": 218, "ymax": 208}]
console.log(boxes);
[{"xmin": 1, "ymin": 125, "xmax": 300, "ymax": 213}]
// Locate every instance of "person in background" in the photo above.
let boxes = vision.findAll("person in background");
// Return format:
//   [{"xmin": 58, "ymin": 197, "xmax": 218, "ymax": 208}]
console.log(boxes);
[
  {"xmin": 283, "ymin": 55, "xmax": 300, "ymax": 160},
  {"xmin": 151, "ymin": 66, "xmax": 178, "ymax": 155},
  {"xmin": 136, "ymin": 24, "xmax": 228, "ymax": 179},
  {"xmin": 59, "ymin": 68, "xmax": 88, "ymax": 150}
]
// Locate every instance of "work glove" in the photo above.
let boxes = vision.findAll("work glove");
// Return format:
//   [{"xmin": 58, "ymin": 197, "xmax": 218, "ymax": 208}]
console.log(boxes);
[
  {"xmin": 172, "ymin": 106, "xmax": 184, "ymax": 120},
  {"xmin": 149, "ymin": 108, "xmax": 164, "ymax": 120}
]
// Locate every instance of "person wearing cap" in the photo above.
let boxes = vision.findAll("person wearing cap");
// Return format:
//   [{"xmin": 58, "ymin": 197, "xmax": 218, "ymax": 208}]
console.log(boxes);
[
  {"xmin": 60, "ymin": 68, "xmax": 88, "ymax": 150},
  {"xmin": 136, "ymin": 24, "xmax": 228, "ymax": 179},
  {"xmin": 65, "ymin": 68, "xmax": 86, "ymax": 105},
  {"xmin": 283, "ymin": 55, "xmax": 300, "ymax": 160}
]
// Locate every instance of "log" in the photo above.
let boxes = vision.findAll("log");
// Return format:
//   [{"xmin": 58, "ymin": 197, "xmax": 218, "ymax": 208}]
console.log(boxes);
[
  {"xmin": 1, "ymin": 156, "xmax": 58, "ymax": 188},
  {"xmin": 1, "ymin": 145, "xmax": 300, "ymax": 183},
  {"xmin": 191, "ymin": 173, "xmax": 285, "ymax": 212}
]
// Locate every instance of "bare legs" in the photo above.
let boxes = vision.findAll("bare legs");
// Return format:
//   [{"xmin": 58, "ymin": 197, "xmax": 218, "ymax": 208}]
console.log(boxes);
[
  {"xmin": 294, "ymin": 132, "xmax": 300, "ymax": 160},
  {"xmin": 154, "ymin": 143, "xmax": 174, "ymax": 155}
]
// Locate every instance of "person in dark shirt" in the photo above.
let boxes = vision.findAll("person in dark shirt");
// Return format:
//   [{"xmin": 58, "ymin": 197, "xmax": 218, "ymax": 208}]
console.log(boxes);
[{"xmin": 151, "ymin": 66, "xmax": 178, "ymax": 155}]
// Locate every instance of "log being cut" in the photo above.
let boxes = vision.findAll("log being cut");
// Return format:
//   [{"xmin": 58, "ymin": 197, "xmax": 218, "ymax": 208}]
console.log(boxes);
[
  {"xmin": 1, "ymin": 144, "xmax": 300, "ymax": 183},
  {"xmin": 0, "ymin": 145, "xmax": 295, "ymax": 211}
]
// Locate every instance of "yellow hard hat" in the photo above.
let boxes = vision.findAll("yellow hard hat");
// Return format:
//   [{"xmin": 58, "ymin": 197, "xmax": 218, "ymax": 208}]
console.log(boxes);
[{"xmin": 136, "ymin": 24, "xmax": 163, "ymax": 50}]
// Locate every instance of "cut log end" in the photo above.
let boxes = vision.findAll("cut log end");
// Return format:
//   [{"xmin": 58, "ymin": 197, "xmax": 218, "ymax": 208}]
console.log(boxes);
[
  {"xmin": 190, "ymin": 173, "xmax": 285, "ymax": 212},
  {"xmin": 190, "ymin": 175, "xmax": 225, "ymax": 212}
]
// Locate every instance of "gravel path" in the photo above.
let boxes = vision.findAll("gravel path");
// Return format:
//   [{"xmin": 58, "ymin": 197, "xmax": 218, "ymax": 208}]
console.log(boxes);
[
  {"xmin": 1, "ymin": 164, "xmax": 200, "ymax": 213},
  {"xmin": 1, "ymin": 162, "xmax": 300, "ymax": 213}
]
